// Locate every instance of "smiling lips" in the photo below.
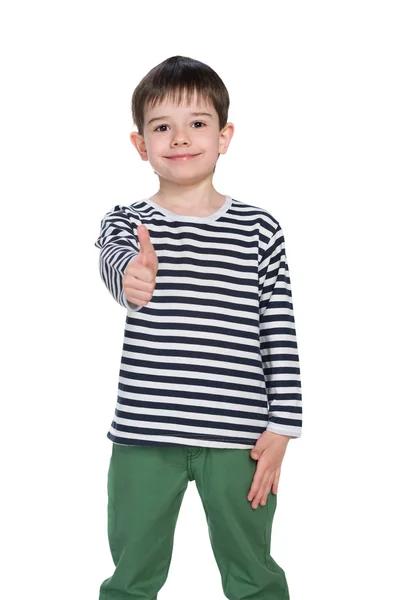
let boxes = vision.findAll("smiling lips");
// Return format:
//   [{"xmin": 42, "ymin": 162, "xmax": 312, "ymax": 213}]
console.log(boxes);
[{"xmin": 166, "ymin": 153, "xmax": 200, "ymax": 160}]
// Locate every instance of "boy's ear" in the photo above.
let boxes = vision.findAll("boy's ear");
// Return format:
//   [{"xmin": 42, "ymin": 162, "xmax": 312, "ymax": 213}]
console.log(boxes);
[
  {"xmin": 218, "ymin": 122, "xmax": 234, "ymax": 155},
  {"xmin": 130, "ymin": 131, "xmax": 148, "ymax": 161}
]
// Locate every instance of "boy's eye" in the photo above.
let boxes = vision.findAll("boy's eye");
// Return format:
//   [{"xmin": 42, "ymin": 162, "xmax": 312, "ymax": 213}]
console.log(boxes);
[{"xmin": 154, "ymin": 121, "xmax": 206, "ymax": 132}]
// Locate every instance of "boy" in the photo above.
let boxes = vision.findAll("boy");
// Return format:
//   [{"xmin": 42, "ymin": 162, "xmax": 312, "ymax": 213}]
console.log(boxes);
[{"xmin": 94, "ymin": 55, "xmax": 302, "ymax": 600}]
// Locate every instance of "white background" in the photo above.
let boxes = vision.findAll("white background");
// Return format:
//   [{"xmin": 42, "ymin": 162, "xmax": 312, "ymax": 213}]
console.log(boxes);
[{"xmin": 1, "ymin": 1, "xmax": 399, "ymax": 598}]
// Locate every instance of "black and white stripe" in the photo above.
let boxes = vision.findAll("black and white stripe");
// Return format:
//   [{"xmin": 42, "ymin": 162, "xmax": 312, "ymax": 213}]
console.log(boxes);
[{"xmin": 94, "ymin": 196, "xmax": 302, "ymax": 448}]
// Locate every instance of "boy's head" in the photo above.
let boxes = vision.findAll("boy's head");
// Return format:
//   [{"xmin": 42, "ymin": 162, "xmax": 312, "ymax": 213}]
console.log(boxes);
[{"xmin": 130, "ymin": 55, "xmax": 234, "ymax": 181}]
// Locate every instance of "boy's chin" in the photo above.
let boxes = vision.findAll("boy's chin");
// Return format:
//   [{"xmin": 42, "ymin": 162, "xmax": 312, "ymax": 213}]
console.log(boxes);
[{"xmin": 152, "ymin": 170, "xmax": 211, "ymax": 182}]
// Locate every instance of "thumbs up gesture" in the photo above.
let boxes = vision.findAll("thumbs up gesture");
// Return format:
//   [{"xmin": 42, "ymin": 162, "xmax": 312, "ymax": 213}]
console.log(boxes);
[{"xmin": 122, "ymin": 224, "xmax": 159, "ymax": 307}]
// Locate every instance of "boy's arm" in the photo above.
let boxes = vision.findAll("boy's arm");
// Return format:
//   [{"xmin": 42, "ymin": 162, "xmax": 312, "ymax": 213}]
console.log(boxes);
[
  {"xmin": 94, "ymin": 205, "xmax": 141, "ymax": 310},
  {"xmin": 259, "ymin": 222, "xmax": 302, "ymax": 439}
]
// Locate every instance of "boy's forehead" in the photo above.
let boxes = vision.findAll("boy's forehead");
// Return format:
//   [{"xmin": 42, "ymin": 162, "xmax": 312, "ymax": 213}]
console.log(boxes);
[{"xmin": 145, "ymin": 95, "xmax": 215, "ymax": 120}]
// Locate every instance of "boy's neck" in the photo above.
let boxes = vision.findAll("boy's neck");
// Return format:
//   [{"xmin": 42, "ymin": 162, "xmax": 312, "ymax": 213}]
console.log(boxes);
[{"xmin": 148, "ymin": 190, "xmax": 227, "ymax": 217}]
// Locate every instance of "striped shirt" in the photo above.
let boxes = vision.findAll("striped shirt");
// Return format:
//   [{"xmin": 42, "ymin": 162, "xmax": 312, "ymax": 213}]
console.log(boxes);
[{"xmin": 94, "ymin": 195, "xmax": 302, "ymax": 448}]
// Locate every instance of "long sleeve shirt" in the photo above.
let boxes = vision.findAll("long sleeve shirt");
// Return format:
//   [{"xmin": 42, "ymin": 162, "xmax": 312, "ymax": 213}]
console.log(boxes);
[{"xmin": 94, "ymin": 194, "xmax": 302, "ymax": 448}]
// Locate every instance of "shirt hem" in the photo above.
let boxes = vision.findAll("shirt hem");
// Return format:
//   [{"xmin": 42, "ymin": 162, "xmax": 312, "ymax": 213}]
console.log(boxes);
[{"xmin": 106, "ymin": 430, "xmax": 257, "ymax": 449}]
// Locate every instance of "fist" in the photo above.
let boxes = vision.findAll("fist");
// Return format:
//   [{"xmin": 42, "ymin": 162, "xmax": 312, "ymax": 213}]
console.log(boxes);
[{"xmin": 122, "ymin": 224, "xmax": 158, "ymax": 307}]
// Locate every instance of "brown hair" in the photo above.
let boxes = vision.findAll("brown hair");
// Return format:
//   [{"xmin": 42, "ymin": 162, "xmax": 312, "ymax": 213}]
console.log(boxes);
[{"xmin": 131, "ymin": 55, "xmax": 230, "ymax": 136}]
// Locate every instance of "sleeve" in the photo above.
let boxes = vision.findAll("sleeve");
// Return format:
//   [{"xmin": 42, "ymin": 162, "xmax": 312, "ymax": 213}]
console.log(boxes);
[
  {"xmin": 94, "ymin": 205, "xmax": 142, "ymax": 311},
  {"xmin": 259, "ymin": 222, "xmax": 302, "ymax": 439}
]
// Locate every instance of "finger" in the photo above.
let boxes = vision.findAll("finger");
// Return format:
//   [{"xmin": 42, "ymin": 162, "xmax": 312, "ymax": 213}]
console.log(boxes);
[
  {"xmin": 126, "ymin": 263, "xmax": 155, "ymax": 284},
  {"xmin": 271, "ymin": 472, "xmax": 280, "ymax": 495},
  {"xmin": 260, "ymin": 478, "xmax": 275, "ymax": 506},
  {"xmin": 251, "ymin": 477, "xmax": 268, "ymax": 508},
  {"xmin": 137, "ymin": 224, "xmax": 155, "ymax": 255},
  {"xmin": 247, "ymin": 469, "xmax": 262, "ymax": 501},
  {"xmin": 125, "ymin": 291, "xmax": 151, "ymax": 306},
  {"xmin": 123, "ymin": 279, "xmax": 153, "ymax": 300},
  {"xmin": 248, "ymin": 463, "xmax": 271, "ymax": 506},
  {"xmin": 247, "ymin": 465, "xmax": 264, "ymax": 501},
  {"xmin": 136, "ymin": 230, "xmax": 158, "ymax": 275},
  {"xmin": 260, "ymin": 477, "xmax": 274, "ymax": 506},
  {"xmin": 253, "ymin": 476, "xmax": 273, "ymax": 509},
  {"xmin": 247, "ymin": 483, "xmax": 258, "ymax": 502},
  {"xmin": 142, "ymin": 246, "xmax": 158, "ymax": 275}
]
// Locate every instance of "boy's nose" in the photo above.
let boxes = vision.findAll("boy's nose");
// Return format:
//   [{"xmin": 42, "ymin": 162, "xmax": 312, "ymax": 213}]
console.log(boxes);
[{"xmin": 172, "ymin": 131, "xmax": 191, "ymax": 144}]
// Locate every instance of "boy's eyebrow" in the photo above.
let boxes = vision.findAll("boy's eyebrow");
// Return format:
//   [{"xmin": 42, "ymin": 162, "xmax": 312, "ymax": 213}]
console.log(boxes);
[{"xmin": 147, "ymin": 112, "xmax": 213, "ymax": 126}]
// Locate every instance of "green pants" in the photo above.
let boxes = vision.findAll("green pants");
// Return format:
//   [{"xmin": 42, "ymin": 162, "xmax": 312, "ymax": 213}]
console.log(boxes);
[{"xmin": 99, "ymin": 443, "xmax": 290, "ymax": 600}]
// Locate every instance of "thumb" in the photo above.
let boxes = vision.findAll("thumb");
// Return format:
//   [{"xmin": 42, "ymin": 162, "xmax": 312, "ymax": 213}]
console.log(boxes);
[
  {"xmin": 137, "ymin": 223, "xmax": 157, "ymax": 271},
  {"xmin": 251, "ymin": 447, "xmax": 261, "ymax": 460}
]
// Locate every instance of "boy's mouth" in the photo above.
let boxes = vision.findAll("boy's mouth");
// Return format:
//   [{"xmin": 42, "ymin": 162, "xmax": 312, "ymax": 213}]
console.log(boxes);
[{"xmin": 165, "ymin": 153, "xmax": 200, "ymax": 160}]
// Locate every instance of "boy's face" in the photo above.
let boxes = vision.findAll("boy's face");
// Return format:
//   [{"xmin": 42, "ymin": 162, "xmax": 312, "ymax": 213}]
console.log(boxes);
[{"xmin": 130, "ymin": 92, "xmax": 234, "ymax": 183}]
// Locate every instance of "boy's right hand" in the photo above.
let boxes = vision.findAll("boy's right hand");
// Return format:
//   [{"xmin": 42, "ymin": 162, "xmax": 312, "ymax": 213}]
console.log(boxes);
[{"xmin": 122, "ymin": 224, "xmax": 158, "ymax": 307}]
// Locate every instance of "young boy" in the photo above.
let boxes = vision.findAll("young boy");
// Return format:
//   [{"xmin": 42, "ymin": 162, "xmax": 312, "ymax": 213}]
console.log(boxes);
[{"xmin": 94, "ymin": 55, "xmax": 302, "ymax": 600}]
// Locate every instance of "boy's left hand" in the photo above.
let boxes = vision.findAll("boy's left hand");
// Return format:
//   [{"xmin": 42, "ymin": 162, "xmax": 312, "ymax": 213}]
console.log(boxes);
[{"xmin": 247, "ymin": 430, "xmax": 291, "ymax": 509}]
